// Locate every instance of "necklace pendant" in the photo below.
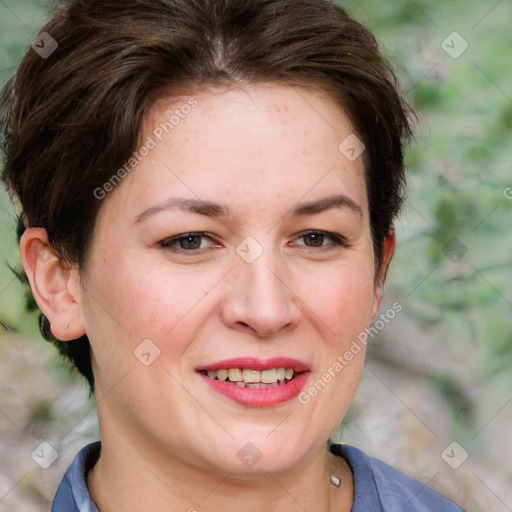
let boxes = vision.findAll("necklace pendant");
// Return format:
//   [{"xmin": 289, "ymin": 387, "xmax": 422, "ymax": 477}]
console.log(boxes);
[{"xmin": 329, "ymin": 474, "xmax": 341, "ymax": 488}]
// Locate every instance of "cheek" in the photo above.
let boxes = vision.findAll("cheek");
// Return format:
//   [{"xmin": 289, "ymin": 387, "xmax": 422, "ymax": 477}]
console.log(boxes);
[
  {"xmin": 296, "ymin": 262, "xmax": 376, "ymax": 342},
  {"xmin": 85, "ymin": 255, "xmax": 215, "ymax": 345}
]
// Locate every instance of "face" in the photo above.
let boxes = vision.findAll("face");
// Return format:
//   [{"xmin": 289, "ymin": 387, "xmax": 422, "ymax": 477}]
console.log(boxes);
[{"xmin": 77, "ymin": 83, "xmax": 386, "ymax": 475}]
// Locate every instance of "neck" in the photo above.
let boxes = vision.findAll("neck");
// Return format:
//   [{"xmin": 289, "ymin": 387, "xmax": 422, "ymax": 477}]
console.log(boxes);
[{"xmin": 87, "ymin": 433, "xmax": 354, "ymax": 512}]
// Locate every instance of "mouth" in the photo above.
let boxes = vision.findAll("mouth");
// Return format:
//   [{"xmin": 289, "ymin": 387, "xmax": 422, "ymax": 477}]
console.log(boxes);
[
  {"xmin": 195, "ymin": 357, "xmax": 310, "ymax": 407},
  {"xmin": 198, "ymin": 367, "xmax": 301, "ymax": 388}
]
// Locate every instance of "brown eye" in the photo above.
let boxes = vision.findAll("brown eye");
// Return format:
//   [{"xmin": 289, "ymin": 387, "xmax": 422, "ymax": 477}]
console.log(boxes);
[
  {"xmin": 178, "ymin": 235, "xmax": 202, "ymax": 249},
  {"xmin": 303, "ymin": 233, "xmax": 325, "ymax": 247},
  {"xmin": 160, "ymin": 232, "xmax": 216, "ymax": 251},
  {"xmin": 294, "ymin": 230, "xmax": 347, "ymax": 249}
]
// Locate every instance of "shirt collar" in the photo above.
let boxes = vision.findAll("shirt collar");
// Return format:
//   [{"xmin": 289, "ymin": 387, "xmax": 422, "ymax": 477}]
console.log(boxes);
[{"xmin": 52, "ymin": 441, "xmax": 101, "ymax": 512}]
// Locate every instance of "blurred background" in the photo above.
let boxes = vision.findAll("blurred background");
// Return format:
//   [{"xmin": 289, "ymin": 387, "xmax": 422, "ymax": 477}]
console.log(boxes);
[{"xmin": 0, "ymin": 0, "xmax": 510, "ymax": 510}]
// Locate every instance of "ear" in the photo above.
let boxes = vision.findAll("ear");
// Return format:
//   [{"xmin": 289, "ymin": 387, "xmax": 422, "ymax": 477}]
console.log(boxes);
[
  {"xmin": 370, "ymin": 225, "xmax": 396, "ymax": 319},
  {"xmin": 20, "ymin": 228, "xmax": 86, "ymax": 341}
]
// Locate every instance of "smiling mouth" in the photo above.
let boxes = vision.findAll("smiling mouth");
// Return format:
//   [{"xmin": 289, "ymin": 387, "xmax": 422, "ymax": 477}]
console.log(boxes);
[{"xmin": 198, "ymin": 367, "xmax": 301, "ymax": 388}]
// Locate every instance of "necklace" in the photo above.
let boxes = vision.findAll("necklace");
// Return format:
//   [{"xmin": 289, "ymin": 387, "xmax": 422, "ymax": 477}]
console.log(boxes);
[{"xmin": 329, "ymin": 474, "xmax": 341, "ymax": 488}]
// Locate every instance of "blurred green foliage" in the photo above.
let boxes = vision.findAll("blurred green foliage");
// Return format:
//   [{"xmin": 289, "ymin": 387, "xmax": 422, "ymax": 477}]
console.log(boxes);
[{"xmin": 356, "ymin": 1, "xmax": 511, "ymax": 432}]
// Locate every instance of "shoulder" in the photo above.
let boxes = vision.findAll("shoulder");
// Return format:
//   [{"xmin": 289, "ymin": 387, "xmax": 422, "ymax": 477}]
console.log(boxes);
[
  {"xmin": 51, "ymin": 441, "xmax": 101, "ymax": 512},
  {"xmin": 330, "ymin": 444, "xmax": 465, "ymax": 512}
]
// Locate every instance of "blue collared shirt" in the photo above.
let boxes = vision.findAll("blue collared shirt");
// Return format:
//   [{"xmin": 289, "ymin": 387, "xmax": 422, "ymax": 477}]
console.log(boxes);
[{"xmin": 52, "ymin": 442, "xmax": 464, "ymax": 511}]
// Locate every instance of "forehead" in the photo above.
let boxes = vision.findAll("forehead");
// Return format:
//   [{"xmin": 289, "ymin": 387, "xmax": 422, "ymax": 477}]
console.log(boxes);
[
  {"xmin": 100, "ymin": 82, "xmax": 368, "ymax": 223},
  {"xmin": 146, "ymin": 82, "xmax": 355, "ymax": 153}
]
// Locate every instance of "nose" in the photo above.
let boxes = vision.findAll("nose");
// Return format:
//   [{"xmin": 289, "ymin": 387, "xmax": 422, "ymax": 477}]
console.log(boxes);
[{"xmin": 220, "ymin": 247, "xmax": 301, "ymax": 338}]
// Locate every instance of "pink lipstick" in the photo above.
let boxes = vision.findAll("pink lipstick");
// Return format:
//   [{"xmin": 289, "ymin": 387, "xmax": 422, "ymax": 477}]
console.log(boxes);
[{"xmin": 195, "ymin": 357, "xmax": 310, "ymax": 408}]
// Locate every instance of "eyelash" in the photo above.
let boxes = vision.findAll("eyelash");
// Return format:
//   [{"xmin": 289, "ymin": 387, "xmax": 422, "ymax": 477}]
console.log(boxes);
[{"xmin": 158, "ymin": 230, "xmax": 348, "ymax": 252}]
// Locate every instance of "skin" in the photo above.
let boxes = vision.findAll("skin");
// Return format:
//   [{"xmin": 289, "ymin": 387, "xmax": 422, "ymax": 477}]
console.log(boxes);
[{"xmin": 21, "ymin": 82, "xmax": 394, "ymax": 511}]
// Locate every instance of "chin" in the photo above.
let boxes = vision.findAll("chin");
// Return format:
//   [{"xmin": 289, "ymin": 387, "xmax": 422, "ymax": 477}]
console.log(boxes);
[{"xmin": 208, "ymin": 429, "xmax": 315, "ymax": 476}]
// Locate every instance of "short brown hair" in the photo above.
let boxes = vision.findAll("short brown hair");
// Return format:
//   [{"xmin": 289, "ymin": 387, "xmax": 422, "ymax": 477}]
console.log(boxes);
[{"xmin": 1, "ymin": 0, "xmax": 413, "ymax": 391}]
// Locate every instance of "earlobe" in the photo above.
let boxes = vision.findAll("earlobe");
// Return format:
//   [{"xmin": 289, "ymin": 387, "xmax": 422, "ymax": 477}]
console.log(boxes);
[
  {"xmin": 20, "ymin": 228, "xmax": 86, "ymax": 341},
  {"xmin": 370, "ymin": 226, "xmax": 396, "ymax": 318}
]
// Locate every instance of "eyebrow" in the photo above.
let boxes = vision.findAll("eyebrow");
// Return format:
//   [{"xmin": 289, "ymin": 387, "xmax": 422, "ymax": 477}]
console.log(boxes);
[
  {"xmin": 134, "ymin": 197, "xmax": 228, "ymax": 223},
  {"xmin": 290, "ymin": 194, "xmax": 363, "ymax": 218},
  {"xmin": 134, "ymin": 193, "xmax": 362, "ymax": 224}
]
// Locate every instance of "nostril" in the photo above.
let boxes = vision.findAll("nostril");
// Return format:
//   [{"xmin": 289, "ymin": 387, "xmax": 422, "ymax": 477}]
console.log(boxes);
[{"xmin": 234, "ymin": 321, "xmax": 256, "ymax": 334}]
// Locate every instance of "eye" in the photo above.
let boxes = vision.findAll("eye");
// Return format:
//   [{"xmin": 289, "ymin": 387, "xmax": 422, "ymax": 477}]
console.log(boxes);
[
  {"xmin": 294, "ymin": 230, "xmax": 347, "ymax": 248},
  {"xmin": 159, "ymin": 232, "xmax": 219, "ymax": 251}
]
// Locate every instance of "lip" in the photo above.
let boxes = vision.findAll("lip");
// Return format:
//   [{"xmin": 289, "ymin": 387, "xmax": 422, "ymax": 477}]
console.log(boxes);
[
  {"xmin": 197, "ymin": 371, "xmax": 310, "ymax": 408},
  {"xmin": 195, "ymin": 357, "xmax": 311, "ymax": 408},
  {"xmin": 195, "ymin": 357, "xmax": 310, "ymax": 372}
]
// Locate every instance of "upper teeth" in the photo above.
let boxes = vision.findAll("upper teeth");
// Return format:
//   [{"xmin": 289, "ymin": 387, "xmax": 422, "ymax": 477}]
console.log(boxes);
[{"xmin": 203, "ymin": 368, "xmax": 295, "ymax": 384}]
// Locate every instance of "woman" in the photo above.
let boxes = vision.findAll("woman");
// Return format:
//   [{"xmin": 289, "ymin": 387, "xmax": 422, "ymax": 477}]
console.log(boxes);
[{"xmin": 1, "ymin": 0, "xmax": 465, "ymax": 510}]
